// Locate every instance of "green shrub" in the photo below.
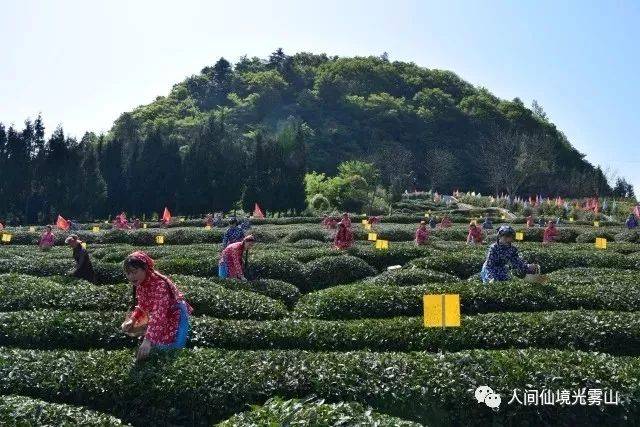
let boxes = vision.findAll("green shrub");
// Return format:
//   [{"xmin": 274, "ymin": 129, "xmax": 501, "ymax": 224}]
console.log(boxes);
[
  {"xmin": 282, "ymin": 228, "xmax": 330, "ymax": 243},
  {"xmin": 0, "ymin": 274, "xmax": 287, "ymax": 320},
  {"xmin": 411, "ymin": 252, "xmax": 485, "ymax": 278},
  {"xmin": 246, "ymin": 253, "xmax": 306, "ymax": 286},
  {"xmin": 0, "ymin": 395, "xmax": 128, "ymax": 426},
  {"xmin": 300, "ymin": 256, "xmax": 376, "ymax": 292},
  {"xmin": 0, "ymin": 348, "xmax": 635, "ymax": 425},
  {"xmin": 294, "ymin": 277, "xmax": 640, "ymax": 320},
  {"xmin": 615, "ymin": 230, "xmax": 640, "ymax": 243},
  {"xmin": 347, "ymin": 244, "xmax": 434, "ymax": 270},
  {"xmin": 365, "ymin": 268, "xmax": 460, "ymax": 286},
  {"xmin": 292, "ymin": 239, "xmax": 326, "ymax": 248},
  {"xmin": 217, "ymin": 397, "xmax": 422, "ymax": 427},
  {"xmin": 575, "ymin": 229, "xmax": 618, "ymax": 244}
]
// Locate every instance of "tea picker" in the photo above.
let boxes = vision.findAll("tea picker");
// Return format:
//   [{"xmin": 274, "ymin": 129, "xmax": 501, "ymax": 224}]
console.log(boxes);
[{"xmin": 480, "ymin": 225, "xmax": 540, "ymax": 284}]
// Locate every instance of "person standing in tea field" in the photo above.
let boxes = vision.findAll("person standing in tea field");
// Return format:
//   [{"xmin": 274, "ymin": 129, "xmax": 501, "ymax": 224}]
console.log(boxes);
[
  {"xmin": 482, "ymin": 216, "xmax": 493, "ymax": 230},
  {"xmin": 222, "ymin": 218, "xmax": 245, "ymax": 248},
  {"xmin": 415, "ymin": 221, "xmax": 429, "ymax": 246},
  {"xmin": 218, "ymin": 235, "xmax": 256, "ymax": 280},
  {"xmin": 39, "ymin": 225, "xmax": 55, "ymax": 250},
  {"xmin": 121, "ymin": 251, "xmax": 192, "ymax": 361},
  {"xmin": 64, "ymin": 234, "xmax": 96, "ymax": 283},
  {"xmin": 204, "ymin": 213, "xmax": 214, "ymax": 227},
  {"xmin": 542, "ymin": 220, "xmax": 559, "ymax": 245},
  {"xmin": 438, "ymin": 215, "xmax": 452, "ymax": 228},
  {"xmin": 467, "ymin": 221, "xmax": 483, "ymax": 245},
  {"xmin": 428, "ymin": 216, "xmax": 437, "ymax": 229},
  {"xmin": 625, "ymin": 213, "xmax": 638, "ymax": 229},
  {"xmin": 341, "ymin": 212, "xmax": 352, "ymax": 228},
  {"xmin": 526, "ymin": 215, "xmax": 534, "ymax": 228},
  {"xmin": 480, "ymin": 225, "xmax": 539, "ymax": 284},
  {"xmin": 334, "ymin": 220, "xmax": 354, "ymax": 249}
]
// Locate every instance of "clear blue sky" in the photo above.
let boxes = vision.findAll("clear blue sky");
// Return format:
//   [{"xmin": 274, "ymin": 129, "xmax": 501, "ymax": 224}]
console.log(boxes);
[{"xmin": 2, "ymin": 0, "xmax": 639, "ymax": 191}]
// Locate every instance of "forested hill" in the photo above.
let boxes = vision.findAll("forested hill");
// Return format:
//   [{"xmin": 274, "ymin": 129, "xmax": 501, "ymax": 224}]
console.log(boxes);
[
  {"xmin": 0, "ymin": 50, "xmax": 614, "ymax": 222},
  {"xmin": 109, "ymin": 50, "xmax": 609, "ymax": 201}
]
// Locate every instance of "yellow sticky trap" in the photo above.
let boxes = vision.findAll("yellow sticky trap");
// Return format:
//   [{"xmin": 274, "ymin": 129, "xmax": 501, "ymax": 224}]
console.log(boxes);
[
  {"xmin": 81, "ymin": 242, "xmax": 87, "ymax": 249},
  {"xmin": 368, "ymin": 233, "xmax": 378, "ymax": 241},
  {"xmin": 569, "ymin": 217, "xmax": 574, "ymax": 222},
  {"xmin": 375, "ymin": 239, "xmax": 389, "ymax": 250},
  {"xmin": 92, "ymin": 226, "xmax": 100, "ymax": 232},
  {"xmin": 1, "ymin": 233, "xmax": 12, "ymax": 243},
  {"xmin": 205, "ymin": 225, "xmax": 212, "ymax": 230},
  {"xmin": 143, "ymin": 223, "xmax": 147, "ymax": 229},
  {"xmin": 595, "ymin": 237, "xmax": 607, "ymax": 250},
  {"xmin": 594, "ymin": 221, "xmax": 600, "ymax": 227},
  {"xmin": 424, "ymin": 294, "xmax": 461, "ymax": 328},
  {"xmin": 501, "ymin": 214, "xmax": 506, "ymax": 220},
  {"xmin": 362, "ymin": 219, "xmax": 369, "ymax": 225},
  {"xmin": 424, "ymin": 212, "xmax": 429, "ymax": 217},
  {"xmin": 364, "ymin": 223, "xmax": 372, "ymax": 231},
  {"xmin": 180, "ymin": 218, "xmax": 185, "ymax": 222},
  {"xmin": 515, "ymin": 232, "xmax": 524, "ymax": 241},
  {"xmin": 155, "ymin": 235, "xmax": 164, "ymax": 245},
  {"xmin": 104, "ymin": 221, "xmax": 109, "ymax": 224}
]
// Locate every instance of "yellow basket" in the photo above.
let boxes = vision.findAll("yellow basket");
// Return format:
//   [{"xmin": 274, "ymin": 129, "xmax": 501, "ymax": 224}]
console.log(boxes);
[{"xmin": 155, "ymin": 235, "xmax": 165, "ymax": 245}]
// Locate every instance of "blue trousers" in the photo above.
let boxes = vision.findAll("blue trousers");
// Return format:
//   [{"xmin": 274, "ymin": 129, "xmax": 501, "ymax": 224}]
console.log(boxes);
[{"xmin": 154, "ymin": 301, "xmax": 190, "ymax": 350}]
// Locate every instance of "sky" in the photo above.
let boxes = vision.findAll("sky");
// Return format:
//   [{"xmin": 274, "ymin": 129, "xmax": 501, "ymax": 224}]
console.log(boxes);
[{"xmin": 2, "ymin": 0, "xmax": 639, "ymax": 190}]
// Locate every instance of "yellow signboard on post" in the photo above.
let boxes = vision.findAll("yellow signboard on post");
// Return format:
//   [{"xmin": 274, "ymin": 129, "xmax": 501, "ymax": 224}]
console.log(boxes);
[
  {"xmin": 29, "ymin": 226, "xmax": 35, "ymax": 232},
  {"xmin": 368, "ymin": 233, "xmax": 378, "ymax": 241},
  {"xmin": 143, "ymin": 223, "xmax": 148, "ymax": 229},
  {"xmin": 424, "ymin": 294, "xmax": 461, "ymax": 328},
  {"xmin": 156, "ymin": 235, "xmax": 165, "ymax": 245},
  {"xmin": 1, "ymin": 233, "xmax": 12, "ymax": 243},
  {"xmin": 569, "ymin": 217, "xmax": 574, "ymax": 223},
  {"xmin": 595, "ymin": 237, "xmax": 607, "ymax": 250},
  {"xmin": 81, "ymin": 242, "xmax": 87, "ymax": 249},
  {"xmin": 375, "ymin": 239, "xmax": 389, "ymax": 250},
  {"xmin": 515, "ymin": 232, "xmax": 524, "ymax": 241},
  {"xmin": 594, "ymin": 221, "xmax": 600, "ymax": 227},
  {"xmin": 364, "ymin": 223, "xmax": 372, "ymax": 231},
  {"xmin": 92, "ymin": 226, "xmax": 100, "ymax": 233}
]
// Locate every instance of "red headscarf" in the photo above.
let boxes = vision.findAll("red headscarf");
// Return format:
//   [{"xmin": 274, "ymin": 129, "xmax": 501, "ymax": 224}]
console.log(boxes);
[{"xmin": 128, "ymin": 250, "xmax": 171, "ymax": 286}]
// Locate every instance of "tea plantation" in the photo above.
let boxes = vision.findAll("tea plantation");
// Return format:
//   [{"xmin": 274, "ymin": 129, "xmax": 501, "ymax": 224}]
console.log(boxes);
[{"xmin": 1, "ymin": 213, "xmax": 639, "ymax": 426}]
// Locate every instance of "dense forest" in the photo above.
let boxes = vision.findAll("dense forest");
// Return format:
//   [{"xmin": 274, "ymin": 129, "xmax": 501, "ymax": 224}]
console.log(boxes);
[{"xmin": 0, "ymin": 49, "xmax": 625, "ymax": 223}]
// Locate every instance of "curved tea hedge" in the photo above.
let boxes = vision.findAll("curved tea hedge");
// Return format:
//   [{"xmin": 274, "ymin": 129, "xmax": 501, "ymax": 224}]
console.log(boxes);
[
  {"xmin": 0, "ymin": 348, "xmax": 635, "ymax": 425},
  {"xmin": 5, "ymin": 309, "xmax": 640, "ymax": 356},
  {"xmin": 0, "ymin": 274, "xmax": 288, "ymax": 320},
  {"xmin": 0, "ymin": 395, "xmax": 128, "ymax": 426},
  {"xmin": 294, "ymin": 276, "xmax": 640, "ymax": 320},
  {"xmin": 217, "ymin": 397, "xmax": 422, "ymax": 427}
]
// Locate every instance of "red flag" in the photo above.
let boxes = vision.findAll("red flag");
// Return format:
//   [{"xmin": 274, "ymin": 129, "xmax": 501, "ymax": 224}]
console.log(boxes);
[
  {"xmin": 633, "ymin": 205, "xmax": 640, "ymax": 219},
  {"xmin": 56, "ymin": 215, "xmax": 70, "ymax": 231},
  {"xmin": 162, "ymin": 207, "xmax": 172, "ymax": 223},
  {"xmin": 253, "ymin": 203, "xmax": 265, "ymax": 219}
]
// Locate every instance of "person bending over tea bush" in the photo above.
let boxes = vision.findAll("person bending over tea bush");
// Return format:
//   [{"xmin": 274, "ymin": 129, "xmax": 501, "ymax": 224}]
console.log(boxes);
[{"xmin": 480, "ymin": 225, "xmax": 539, "ymax": 284}]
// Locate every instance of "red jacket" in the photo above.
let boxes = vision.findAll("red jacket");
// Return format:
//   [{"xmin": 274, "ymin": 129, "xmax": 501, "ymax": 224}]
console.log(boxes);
[
  {"xmin": 467, "ymin": 227, "xmax": 483, "ymax": 243},
  {"xmin": 415, "ymin": 226, "xmax": 429, "ymax": 245},
  {"xmin": 334, "ymin": 226, "xmax": 354, "ymax": 249},
  {"xmin": 221, "ymin": 241, "xmax": 246, "ymax": 278},
  {"xmin": 543, "ymin": 225, "xmax": 558, "ymax": 243}
]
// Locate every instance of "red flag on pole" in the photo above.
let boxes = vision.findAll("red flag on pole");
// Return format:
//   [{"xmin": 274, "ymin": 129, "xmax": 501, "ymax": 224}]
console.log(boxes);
[
  {"xmin": 56, "ymin": 215, "xmax": 70, "ymax": 231},
  {"xmin": 253, "ymin": 203, "xmax": 265, "ymax": 219},
  {"xmin": 162, "ymin": 207, "xmax": 172, "ymax": 223},
  {"xmin": 633, "ymin": 205, "xmax": 640, "ymax": 219}
]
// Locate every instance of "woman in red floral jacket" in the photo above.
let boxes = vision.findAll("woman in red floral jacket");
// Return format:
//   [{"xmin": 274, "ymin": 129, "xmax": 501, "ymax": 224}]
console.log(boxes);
[{"xmin": 120, "ymin": 251, "xmax": 192, "ymax": 361}]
